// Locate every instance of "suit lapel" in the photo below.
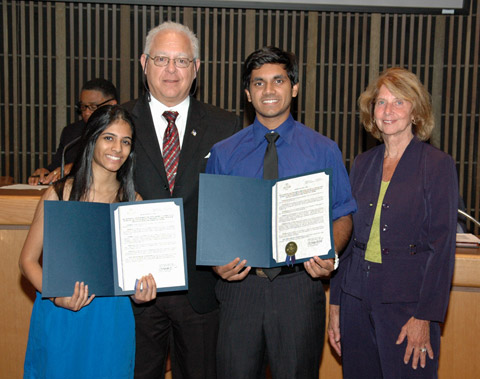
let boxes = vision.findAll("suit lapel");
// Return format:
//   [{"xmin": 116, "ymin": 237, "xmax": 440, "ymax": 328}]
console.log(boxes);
[
  {"xmin": 176, "ymin": 97, "xmax": 207, "ymax": 183},
  {"xmin": 132, "ymin": 95, "xmax": 169, "ymax": 184}
]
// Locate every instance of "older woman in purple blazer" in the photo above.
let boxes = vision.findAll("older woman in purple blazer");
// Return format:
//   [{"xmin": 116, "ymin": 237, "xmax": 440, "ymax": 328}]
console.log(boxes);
[{"xmin": 328, "ymin": 68, "xmax": 458, "ymax": 379}]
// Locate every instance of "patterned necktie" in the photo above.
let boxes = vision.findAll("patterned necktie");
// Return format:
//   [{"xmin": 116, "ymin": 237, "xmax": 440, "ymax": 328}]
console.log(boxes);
[
  {"xmin": 162, "ymin": 111, "xmax": 180, "ymax": 193},
  {"xmin": 263, "ymin": 131, "xmax": 281, "ymax": 280}
]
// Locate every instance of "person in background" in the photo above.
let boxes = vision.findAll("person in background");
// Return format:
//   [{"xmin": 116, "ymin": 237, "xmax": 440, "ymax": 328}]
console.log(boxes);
[
  {"xmin": 328, "ymin": 67, "xmax": 458, "ymax": 379},
  {"xmin": 28, "ymin": 78, "xmax": 117, "ymax": 185},
  {"xmin": 19, "ymin": 105, "xmax": 156, "ymax": 378},
  {"xmin": 206, "ymin": 46, "xmax": 356, "ymax": 379},
  {"xmin": 123, "ymin": 21, "xmax": 241, "ymax": 378}
]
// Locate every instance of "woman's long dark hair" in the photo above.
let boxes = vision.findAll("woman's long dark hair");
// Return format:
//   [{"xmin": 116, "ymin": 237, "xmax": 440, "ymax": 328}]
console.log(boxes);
[{"xmin": 57, "ymin": 105, "xmax": 136, "ymax": 202}]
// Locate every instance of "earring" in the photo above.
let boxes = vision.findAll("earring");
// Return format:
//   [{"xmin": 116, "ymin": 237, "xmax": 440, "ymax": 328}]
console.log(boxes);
[{"xmin": 411, "ymin": 118, "xmax": 416, "ymax": 124}]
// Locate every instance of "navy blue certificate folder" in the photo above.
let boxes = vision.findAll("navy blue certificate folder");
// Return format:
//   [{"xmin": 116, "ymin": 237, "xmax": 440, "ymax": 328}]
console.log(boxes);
[
  {"xmin": 196, "ymin": 171, "xmax": 334, "ymax": 268},
  {"xmin": 42, "ymin": 199, "xmax": 188, "ymax": 298}
]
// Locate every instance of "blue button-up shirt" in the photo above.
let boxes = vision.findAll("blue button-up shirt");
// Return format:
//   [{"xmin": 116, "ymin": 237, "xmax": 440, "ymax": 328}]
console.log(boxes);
[{"xmin": 206, "ymin": 114, "xmax": 356, "ymax": 220}]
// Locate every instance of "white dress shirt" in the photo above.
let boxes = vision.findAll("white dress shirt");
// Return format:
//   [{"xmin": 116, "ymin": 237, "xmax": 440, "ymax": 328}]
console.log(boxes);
[{"xmin": 148, "ymin": 95, "xmax": 190, "ymax": 155}]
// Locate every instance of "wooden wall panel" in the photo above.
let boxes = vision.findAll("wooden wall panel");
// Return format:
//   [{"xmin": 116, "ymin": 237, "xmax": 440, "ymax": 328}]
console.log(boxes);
[
  {"xmin": 432, "ymin": 16, "xmax": 445, "ymax": 149},
  {"xmin": 472, "ymin": 3, "xmax": 480, "ymax": 232},
  {"xmin": 0, "ymin": 0, "xmax": 479, "ymax": 231}
]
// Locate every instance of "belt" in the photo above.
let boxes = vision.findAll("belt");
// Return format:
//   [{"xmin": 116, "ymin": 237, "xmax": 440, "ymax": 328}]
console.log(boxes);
[
  {"xmin": 353, "ymin": 240, "xmax": 366, "ymax": 250},
  {"xmin": 353, "ymin": 238, "xmax": 425, "ymax": 256},
  {"xmin": 249, "ymin": 264, "xmax": 306, "ymax": 278}
]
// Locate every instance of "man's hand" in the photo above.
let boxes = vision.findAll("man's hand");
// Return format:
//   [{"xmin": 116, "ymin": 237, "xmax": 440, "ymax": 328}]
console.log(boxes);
[
  {"xmin": 28, "ymin": 168, "xmax": 50, "ymax": 185},
  {"xmin": 304, "ymin": 256, "xmax": 334, "ymax": 278},
  {"xmin": 213, "ymin": 257, "xmax": 251, "ymax": 281}
]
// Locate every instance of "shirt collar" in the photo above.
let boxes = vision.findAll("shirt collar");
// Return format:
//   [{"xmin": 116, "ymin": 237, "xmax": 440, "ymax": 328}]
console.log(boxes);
[
  {"xmin": 252, "ymin": 114, "xmax": 295, "ymax": 146},
  {"xmin": 149, "ymin": 95, "xmax": 190, "ymax": 120}
]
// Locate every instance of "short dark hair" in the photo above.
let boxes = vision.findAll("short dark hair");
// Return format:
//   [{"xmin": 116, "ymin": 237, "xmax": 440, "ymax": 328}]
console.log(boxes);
[
  {"xmin": 67, "ymin": 105, "xmax": 136, "ymax": 202},
  {"xmin": 242, "ymin": 46, "xmax": 298, "ymax": 90},
  {"xmin": 82, "ymin": 78, "xmax": 118, "ymax": 101}
]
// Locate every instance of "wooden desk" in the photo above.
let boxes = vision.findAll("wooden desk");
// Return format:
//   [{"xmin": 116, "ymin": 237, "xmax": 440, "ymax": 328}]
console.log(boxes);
[
  {"xmin": 0, "ymin": 188, "xmax": 45, "ymax": 225},
  {"xmin": 1, "ymin": 188, "xmax": 479, "ymax": 378},
  {"xmin": 436, "ymin": 247, "xmax": 480, "ymax": 378},
  {"xmin": 319, "ymin": 246, "xmax": 480, "ymax": 379},
  {"xmin": 0, "ymin": 188, "xmax": 45, "ymax": 379}
]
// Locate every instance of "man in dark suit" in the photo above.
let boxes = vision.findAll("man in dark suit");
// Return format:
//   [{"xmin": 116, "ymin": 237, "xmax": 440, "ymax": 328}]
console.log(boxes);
[
  {"xmin": 123, "ymin": 21, "xmax": 241, "ymax": 378},
  {"xmin": 28, "ymin": 78, "xmax": 117, "ymax": 185}
]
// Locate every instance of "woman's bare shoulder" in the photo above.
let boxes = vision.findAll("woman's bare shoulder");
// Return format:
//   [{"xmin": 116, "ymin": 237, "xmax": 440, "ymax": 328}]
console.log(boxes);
[
  {"xmin": 62, "ymin": 179, "xmax": 74, "ymax": 201},
  {"xmin": 43, "ymin": 179, "xmax": 74, "ymax": 202},
  {"xmin": 42, "ymin": 186, "xmax": 59, "ymax": 201}
]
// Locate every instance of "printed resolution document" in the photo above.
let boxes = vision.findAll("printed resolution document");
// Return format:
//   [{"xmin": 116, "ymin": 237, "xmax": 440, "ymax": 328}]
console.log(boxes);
[
  {"xmin": 43, "ymin": 199, "xmax": 187, "ymax": 297},
  {"xmin": 114, "ymin": 201, "xmax": 186, "ymax": 292},
  {"xmin": 272, "ymin": 171, "xmax": 332, "ymax": 262},
  {"xmin": 196, "ymin": 170, "xmax": 334, "ymax": 268}
]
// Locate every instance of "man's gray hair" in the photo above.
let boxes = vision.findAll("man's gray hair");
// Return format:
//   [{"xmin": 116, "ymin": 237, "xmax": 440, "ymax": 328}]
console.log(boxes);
[{"xmin": 143, "ymin": 21, "xmax": 199, "ymax": 59}]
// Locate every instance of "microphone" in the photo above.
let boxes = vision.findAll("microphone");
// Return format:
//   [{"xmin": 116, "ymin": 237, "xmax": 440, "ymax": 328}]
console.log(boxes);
[
  {"xmin": 458, "ymin": 209, "xmax": 480, "ymax": 228},
  {"xmin": 61, "ymin": 136, "xmax": 82, "ymax": 178}
]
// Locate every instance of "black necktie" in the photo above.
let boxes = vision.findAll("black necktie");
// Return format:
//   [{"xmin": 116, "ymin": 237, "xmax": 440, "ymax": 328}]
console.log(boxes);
[
  {"xmin": 263, "ymin": 132, "xmax": 279, "ymax": 180},
  {"xmin": 263, "ymin": 131, "xmax": 281, "ymax": 280}
]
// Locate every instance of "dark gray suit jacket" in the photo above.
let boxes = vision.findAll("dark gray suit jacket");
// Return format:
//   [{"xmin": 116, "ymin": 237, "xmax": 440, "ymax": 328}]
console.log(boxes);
[{"xmin": 123, "ymin": 94, "xmax": 241, "ymax": 313}]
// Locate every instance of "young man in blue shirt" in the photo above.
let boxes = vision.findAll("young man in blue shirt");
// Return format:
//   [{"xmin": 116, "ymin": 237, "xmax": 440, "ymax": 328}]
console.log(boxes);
[{"xmin": 206, "ymin": 46, "xmax": 356, "ymax": 378}]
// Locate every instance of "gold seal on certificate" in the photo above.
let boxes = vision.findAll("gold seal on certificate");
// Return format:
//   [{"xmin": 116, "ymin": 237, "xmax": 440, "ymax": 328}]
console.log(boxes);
[{"xmin": 285, "ymin": 241, "xmax": 297, "ymax": 256}]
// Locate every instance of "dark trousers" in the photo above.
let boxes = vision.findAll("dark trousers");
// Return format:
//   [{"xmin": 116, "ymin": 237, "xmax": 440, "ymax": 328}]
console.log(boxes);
[
  {"xmin": 134, "ymin": 294, "xmax": 219, "ymax": 379},
  {"xmin": 215, "ymin": 271, "xmax": 325, "ymax": 379},
  {"xmin": 340, "ymin": 291, "xmax": 440, "ymax": 379}
]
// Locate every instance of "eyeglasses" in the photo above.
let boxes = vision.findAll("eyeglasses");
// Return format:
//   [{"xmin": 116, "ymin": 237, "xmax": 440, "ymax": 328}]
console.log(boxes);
[
  {"xmin": 146, "ymin": 54, "xmax": 194, "ymax": 68},
  {"xmin": 76, "ymin": 98, "xmax": 114, "ymax": 113}
]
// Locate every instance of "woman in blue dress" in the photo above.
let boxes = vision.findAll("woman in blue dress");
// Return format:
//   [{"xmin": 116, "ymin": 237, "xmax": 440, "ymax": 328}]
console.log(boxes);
[{"xmin": 19, "ymin": 105, "xmax": 157, "ymax": 379}]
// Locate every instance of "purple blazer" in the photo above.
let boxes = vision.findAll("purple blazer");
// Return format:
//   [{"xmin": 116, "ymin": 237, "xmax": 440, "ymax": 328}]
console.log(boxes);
[{"xmin": 331, "ymin": 137, "xmax": 458, "ymax": 322}]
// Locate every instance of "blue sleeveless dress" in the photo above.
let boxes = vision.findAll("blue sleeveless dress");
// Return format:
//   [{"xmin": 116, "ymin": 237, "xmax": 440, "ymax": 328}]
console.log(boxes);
[{"xmin": 24, "ymin": 292, "xmax": 135, "ymax": 379}]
